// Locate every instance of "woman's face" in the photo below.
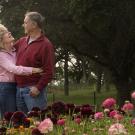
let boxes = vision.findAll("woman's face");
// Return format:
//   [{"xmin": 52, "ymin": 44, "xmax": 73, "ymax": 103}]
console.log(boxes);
[{"xmin": 2, "ymin": 31, "xmax": 14, "ymax": 47}]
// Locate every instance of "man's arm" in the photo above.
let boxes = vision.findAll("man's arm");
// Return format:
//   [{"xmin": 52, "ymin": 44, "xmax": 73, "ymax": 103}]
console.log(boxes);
[{"xmin": 30, "ymin": 40, "xmax": 55, "ymax": 96}]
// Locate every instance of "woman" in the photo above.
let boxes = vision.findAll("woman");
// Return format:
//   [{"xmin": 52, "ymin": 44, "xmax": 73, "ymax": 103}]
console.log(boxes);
[{"xmin": 0, "ymin": 24, "xmax": 42, "ymax": 117}]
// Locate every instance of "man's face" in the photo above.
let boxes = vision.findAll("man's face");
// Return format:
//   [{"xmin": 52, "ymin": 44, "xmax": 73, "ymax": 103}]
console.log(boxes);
[{"xmin": 23, "ymin": 16, "xmax": 35, "ymax": 34}]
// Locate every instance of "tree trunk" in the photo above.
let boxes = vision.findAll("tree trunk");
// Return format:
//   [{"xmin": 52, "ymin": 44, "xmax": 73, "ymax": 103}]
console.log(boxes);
[
  {"xmin": 96, "ymin": 68, "xmax": 103, "ymax": 93},
  {"xmin": 64, "ymin": 49, "xmax": 69, "ymax": 96},
  {"xmin": 81, "ymin": 57, "xmax": 87, "ymax": 83},
  {"xmin": 115, "ymin": 80, "xmax": 131, "ymax": 107}
]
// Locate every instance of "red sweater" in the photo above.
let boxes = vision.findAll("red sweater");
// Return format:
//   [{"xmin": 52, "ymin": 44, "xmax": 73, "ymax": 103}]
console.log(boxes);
[{"xmin": 15, "ymin": 34, "xmax": 55, "ymax": 91}]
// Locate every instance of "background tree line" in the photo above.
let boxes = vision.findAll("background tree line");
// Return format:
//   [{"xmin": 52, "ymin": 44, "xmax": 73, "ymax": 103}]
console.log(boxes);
[{"xmin": 1, "ymin": 0, "xmax": 135, "ymax": 105}]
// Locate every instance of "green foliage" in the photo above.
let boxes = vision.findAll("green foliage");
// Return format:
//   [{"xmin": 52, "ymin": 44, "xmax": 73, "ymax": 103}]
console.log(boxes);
[{"xmin": 1, "ymin": 0, "xmax": 135, "ymax": 103}]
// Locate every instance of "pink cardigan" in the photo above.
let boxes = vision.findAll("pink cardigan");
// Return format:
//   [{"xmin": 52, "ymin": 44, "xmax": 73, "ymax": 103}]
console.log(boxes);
[{"xmin": 0, "ymin": 50, "xmax": 32, "ymax": 82}]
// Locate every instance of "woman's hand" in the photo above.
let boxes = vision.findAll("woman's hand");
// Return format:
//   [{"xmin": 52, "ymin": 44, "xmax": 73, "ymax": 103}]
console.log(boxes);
[{"xmin": 32, "ymin": 68, "xmax": 43, "ymax": 74}]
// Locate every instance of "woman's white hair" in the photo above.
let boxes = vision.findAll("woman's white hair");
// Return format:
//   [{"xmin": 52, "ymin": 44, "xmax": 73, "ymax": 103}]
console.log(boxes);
[{"xmin": 0, "ymin": 24, "xmax": 8, "ymax": 49}]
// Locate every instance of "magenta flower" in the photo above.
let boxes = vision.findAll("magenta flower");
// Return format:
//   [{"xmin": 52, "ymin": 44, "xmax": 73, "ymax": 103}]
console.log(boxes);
[
  {"xmin": 102, "ymin": 98, "xmax": 116, "ymax": 109},
  {"xmin": 131, "ymin": 91, "xmax": 135, "ymax": 100},
  {"xmin": 57, "ymin": 119, "xmax": 65, "ymax": 126},
  {"xmin": 38, "ymin": 118, "xmax": 53, "ymax": 134},
  {"xmin": 131, "ymin": 118, "xmax": 135, "ymax": 125},
  {"xmin": 94, "ymin": 112, "xmax": 104, "ymax": 120},
  {"xmin": 121, "ymin": 102, "xmax": 134, "ymax": 112},
  {"xmin": 109, "ymin": 110, "xmax": 118, "ymax": 118},
  {"xmin": 113, "ymin": 114, "xmax": 123, "ymax": 121},
  {"xmin": 131, "ymin": 91, "xmax": 135, "ymax": 99},
  {"xmin": 74, "ymin": 118, "xmax": 81, "ymax": 124}
]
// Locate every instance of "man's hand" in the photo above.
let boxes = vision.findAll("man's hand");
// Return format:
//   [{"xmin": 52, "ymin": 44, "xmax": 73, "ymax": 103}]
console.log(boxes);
[{"xmin": 29, "ymin": 86, "xmax": 40, "ymax": 97}]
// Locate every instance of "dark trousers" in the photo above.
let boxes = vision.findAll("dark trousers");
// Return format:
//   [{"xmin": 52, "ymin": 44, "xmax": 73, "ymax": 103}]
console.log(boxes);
[{"xmin": 0, "ymin": 82, "xmax": 16, "ymax": 118}]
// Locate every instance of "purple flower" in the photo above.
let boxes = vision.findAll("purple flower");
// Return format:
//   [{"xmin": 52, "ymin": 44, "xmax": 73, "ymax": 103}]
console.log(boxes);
[
  {"xmin": 27, "ymin": 111, "xmax": 39, "ymax": 117},
  {"xmin": 23, "ymin": 117, "xmax": 30, "ymax": 128},
  {"xmin": 11, "ymin": 111, "xmax": 26, "ymax": 127},
  {"xmin": 32, "ymin": 128, "xmax": 43, "ymax": 135},
  {"xmin": 0, "ymin": 127, "xmax": 6, "ymax": 135},
  {"xmin": 74, "ymin": 105, "xmax": 81, "ymax": 113},
  {"xmin": 52, "ymin": 101, "xmax": 66, "ymax": 115},
  {"xmin": 81, "ymin": 105, "xmax": 93, "ymax": 118},
  {"xmin": 65, "ymin": 103, "xmax": 75, "ymax": 114},
  {"xmin": 4, "ymin": 112, "xmax": 13, "ymax": 121}
]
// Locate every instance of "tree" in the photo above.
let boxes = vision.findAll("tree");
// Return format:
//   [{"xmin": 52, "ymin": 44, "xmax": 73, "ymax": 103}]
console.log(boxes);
[
  {"xmin": 64, "ymin": 0, "xmax": 135, "ymax": 105},
  {"xmin": 1, "ymin": 0, "xmax": 135, "ymax": 105}
]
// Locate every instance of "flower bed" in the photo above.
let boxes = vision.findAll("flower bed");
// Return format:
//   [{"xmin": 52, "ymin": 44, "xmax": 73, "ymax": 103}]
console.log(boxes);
[{"xmin": 1, "ymin": 92, "xmax": 135, "ymax": 135}]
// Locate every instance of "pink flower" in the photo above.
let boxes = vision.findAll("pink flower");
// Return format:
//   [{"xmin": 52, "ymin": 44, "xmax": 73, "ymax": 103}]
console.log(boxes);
[
  {"xmin": 109, "ymin": 110, "xmax": 118, "ymax": 118},
  {"xmin": 131, "ymin": 91, "xmax": 135, "ymax": 99},
  {"xmin": 74, "ymin": 118, "xmax": 81, "ymax": 124},
  {"xmin": 113, "ymin": 114, "xmax": 123, "ymax": 121},
  {"xmin": 108, "ymin": 123, "xmax": 127, "ymax": 135},
  {"xmin": 102, "ymin": 98, "xmax": 116, "ymax": 109},
  {"xmin": 121, "ymin": 102, "xmax": 134, "ymax": 112},
  {"xmin": 57, "ymin": 119, "xmax": 65, "ymax": 126},
  {"xmin": 131, "ymin": 118, "xmax": 135, "ymax": 125},
  {"xmin": 94, "ymin": 112, "xmax": 104, "ymax": 120},
  {"xmin": 38, "ymin": 118, "xmax": 53, "ymax": 134}
]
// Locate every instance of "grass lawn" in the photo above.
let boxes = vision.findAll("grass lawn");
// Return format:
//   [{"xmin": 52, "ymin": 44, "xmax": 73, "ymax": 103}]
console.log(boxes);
[{"xmin": 47, "ymin": 84, "xmax": 117, "ymax": 110}]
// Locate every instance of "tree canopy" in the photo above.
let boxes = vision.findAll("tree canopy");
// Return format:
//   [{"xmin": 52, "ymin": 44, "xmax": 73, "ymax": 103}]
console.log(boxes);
[{"xmin": 1, "ymin": 0, "xmax": 135, "ymax": 104}]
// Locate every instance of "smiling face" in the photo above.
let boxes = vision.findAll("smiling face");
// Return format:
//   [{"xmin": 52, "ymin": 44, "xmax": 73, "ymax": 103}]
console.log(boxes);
[
  {"xmin": 2, "ymin": 31, "xmax": 14, "ymax": 46},
  {"xmin": 0, "ymin": 24, "xmax": 15, "ymax": 50}
]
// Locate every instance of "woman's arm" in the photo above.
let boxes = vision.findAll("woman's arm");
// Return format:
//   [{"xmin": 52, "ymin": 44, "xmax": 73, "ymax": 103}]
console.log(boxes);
[{"xmin": 0, "ymin": 53, "xmax": 42, "ymax": 75}]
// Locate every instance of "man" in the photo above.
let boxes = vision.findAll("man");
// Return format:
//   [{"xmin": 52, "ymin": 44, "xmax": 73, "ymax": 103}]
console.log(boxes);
[{"xmin": 15, "ymin": 12, "xmax": 55, "ymax": 113}]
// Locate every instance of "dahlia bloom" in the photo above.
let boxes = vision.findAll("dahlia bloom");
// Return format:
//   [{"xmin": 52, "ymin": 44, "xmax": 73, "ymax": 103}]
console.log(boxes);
[
  {"xmin": 74, "ymin": 118, "xmax": 81, "ymax": 124},
  {"xmin": 113, "ymin": 114, "xmax": 123, "ymax": 121},
  {"xmin": 57, "ymin": 119, "xmax": 65, "ymax": 126},
  {"xmin": 52, "ymin": 101, "xmax": 66, "ymax": 115},
  {"xmin": 108, "ymin": 123, "xmax": 127, "ymax": 135},
  {"xmin": 121, "ymin": 102, "xmax": 134, "ymax": 112},
  {"xmin": 131, "ymin": 91, "xmax": 135, "ymax": 99},
  {"xmin": 131, "ymin": 118, "xmax": 135, "ymax": 125},
  {"xmin": 80, "ymin": 105, "xmax": 93, "ymax": 118},
  {"xmin": 38, "ymin": 118, "xmax": 53, "ymax": 134},
  {"xmin": 102, "ymin": 98, "xmax": 116, "ymax": 109},
  {"xmin": 94, "ymin": 112, "xmax": 104, "ymax": 120},
  {"xmin": 109, "ymin": 110, "xmax": 118, "ymax": 118},
  {"xmin": 32, "ymin": 128, "xmax": 43, "ymax": 135}
]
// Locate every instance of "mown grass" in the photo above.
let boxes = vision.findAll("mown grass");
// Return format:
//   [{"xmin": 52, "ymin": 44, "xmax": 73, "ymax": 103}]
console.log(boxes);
[{"xmin": 47, "ymin": 84, "xmax": 117, "ymax": 110}]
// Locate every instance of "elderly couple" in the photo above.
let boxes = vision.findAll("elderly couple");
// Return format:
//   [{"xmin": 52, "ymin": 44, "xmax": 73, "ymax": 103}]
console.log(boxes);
[{"xmin": 0, "ymin": 11, "xmax": 55, "ymax": 117}]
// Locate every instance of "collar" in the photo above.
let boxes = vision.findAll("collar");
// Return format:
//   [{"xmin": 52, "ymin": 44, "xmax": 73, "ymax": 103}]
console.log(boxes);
[
  {"xmin": 26, "ymin": 34, "xmax": 44, "ymax": 44},
  {"xmin": 1, "ymin": 47, "xmax": 16, "ymax": 55}
]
